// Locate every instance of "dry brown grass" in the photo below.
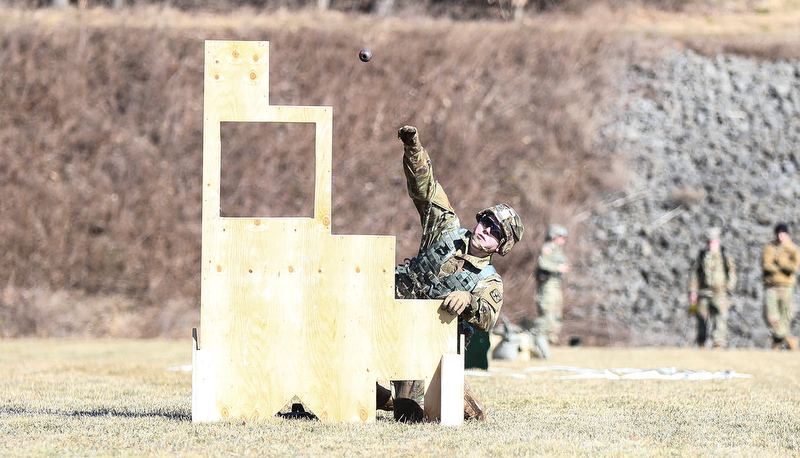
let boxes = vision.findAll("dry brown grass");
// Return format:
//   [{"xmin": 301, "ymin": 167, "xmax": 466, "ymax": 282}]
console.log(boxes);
[{"xmin": 2, "ymin": 339, "xmax": 799, "ymax": 455}]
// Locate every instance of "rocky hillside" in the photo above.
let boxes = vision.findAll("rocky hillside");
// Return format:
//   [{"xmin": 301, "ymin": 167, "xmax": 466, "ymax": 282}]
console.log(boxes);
[{"xmin": 573, "ymin": 49, "xmax": 800, "ymax": 348}]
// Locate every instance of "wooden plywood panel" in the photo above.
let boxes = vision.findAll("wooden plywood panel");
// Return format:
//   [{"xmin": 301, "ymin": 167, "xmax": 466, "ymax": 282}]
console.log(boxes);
[{"xmin": 196, "ymin": 41, "xmax": 460, "ymax": 423}]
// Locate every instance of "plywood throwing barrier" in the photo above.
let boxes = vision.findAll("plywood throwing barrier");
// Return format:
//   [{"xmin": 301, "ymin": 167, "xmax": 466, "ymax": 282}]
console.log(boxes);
[{"xmin": 192, "ymin": 41, "xmax": 463, "ymax": 425}]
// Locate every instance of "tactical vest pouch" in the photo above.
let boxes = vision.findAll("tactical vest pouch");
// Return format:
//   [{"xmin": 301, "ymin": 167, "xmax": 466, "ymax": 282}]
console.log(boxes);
[
  {"xmin": 394, "ymin": 228, "xmax": 497, "ymax": 300},
  {"xmin": 395, "ymin": 261, "xmax": 419, "ymax": 299},
  {"xmin": 536, "ymin": 269, "xmax": 561, "ymax": 283},
  {"xmin": 536, "ymin": 268, "xmax": 550, "ymax": 283}
]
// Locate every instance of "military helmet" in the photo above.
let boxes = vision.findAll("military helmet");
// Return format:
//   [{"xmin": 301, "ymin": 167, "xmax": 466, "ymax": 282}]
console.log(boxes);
[
  {"xmin": 546, "ymin": 224, "xmax": 568, "ymax": 241},
  {"xmin": 705, "ymin": 227, "xmax": 721, "ymax": 241},
  {"xmin": 475, "ymin": 204, "xmax": 524, "ymax": 256}
]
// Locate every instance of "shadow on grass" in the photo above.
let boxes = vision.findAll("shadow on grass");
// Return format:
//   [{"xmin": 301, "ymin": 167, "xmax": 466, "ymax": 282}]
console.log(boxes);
[
  {"xmin": 3, "ymin": 404, "xmax": 420, "ymax": 423},
  {"xmin": 1, "ymin": 406, "xmax": 191, "ymax": 421}
]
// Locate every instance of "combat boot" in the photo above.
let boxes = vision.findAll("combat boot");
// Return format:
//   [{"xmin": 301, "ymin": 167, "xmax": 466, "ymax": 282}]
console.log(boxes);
[
  {"xmin": 534, "ymin": 333, "xmax": 551, "ymax": 360},
  {"xmin": 772, "ymin": 337, "xmax": 785, "ymax": 350},
  {"xmin": 393, "ymin": 398, "xmax": 424, "ymax": 423},
  {"xmin": 398, "ymin": 125, "xmax": 421, "ymax": 149},
  {"xmin": 463, "ymin": 381, "xmax": 486, "ymax": 421},
  {"xmin": 786, "ymin": 336, "xmax": 799, "ymax": 351}
]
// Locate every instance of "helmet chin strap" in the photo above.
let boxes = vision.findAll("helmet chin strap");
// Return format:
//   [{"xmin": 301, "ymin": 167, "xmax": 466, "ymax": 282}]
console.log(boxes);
[{"xmin": 468, "ymin": 235, "xmax": 496, "ymax": 257}]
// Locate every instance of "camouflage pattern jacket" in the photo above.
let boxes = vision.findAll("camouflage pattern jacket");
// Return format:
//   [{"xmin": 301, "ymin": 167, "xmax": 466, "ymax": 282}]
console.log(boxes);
[
  {"xmin": 395, "ymin": 142, "xmax": 503, "ymax": 332},
  {"xmin": 762, "ymin": 240, "xmax": 800, "ymax": 287},
  {"xmin": 690, "ymin": 247, "xmax": 737, "ymax": 295},
  {"xmin": 536, "ymin": 241, "xmax": 568, "ymax": 286}
]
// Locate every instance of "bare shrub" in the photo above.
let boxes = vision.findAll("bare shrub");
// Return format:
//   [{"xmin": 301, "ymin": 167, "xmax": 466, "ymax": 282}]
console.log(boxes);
[
  {"xmin": 0, "ymin": 10, "xmax": 632, "ymax": 337},
  {"xmin": 669, "ymin": 186, "xmax": 704, "ymax": 209},
  {"xmin": 2, "ymin": 0, "xmax": 704, "ymax": 18},
  {"xmin": 0, "ymin": 286, "xmax": 162, "ymax": 337},
  {"xmin": 686, "ymin": 37, "xmax": 800, "ymax": 61}
]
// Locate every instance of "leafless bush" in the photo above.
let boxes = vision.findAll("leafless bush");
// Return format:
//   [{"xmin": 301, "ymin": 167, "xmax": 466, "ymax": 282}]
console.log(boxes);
[
  {"xmin": 669, "ymin": 186, "xmax": 704, "ymax": 209},
  {"xmin": 3, "ymin": 0, "xmax": 710, "ymax": 17},
  {"xmin": 0, "ymin": 285, "xmax": 160, "ymax": 337},
  {"xmin": 686, "ymin": 37, "xmax": 800, "ymax": 62},
  {"xmin": 0, "ymin": 10, "xmax": 631, "ymax": 337}
]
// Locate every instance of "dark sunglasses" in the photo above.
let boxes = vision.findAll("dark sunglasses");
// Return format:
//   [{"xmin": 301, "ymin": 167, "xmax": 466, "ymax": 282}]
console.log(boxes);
[{"xmin": 480, "ymin": 216, "xmax": 504, "ymax": 242}]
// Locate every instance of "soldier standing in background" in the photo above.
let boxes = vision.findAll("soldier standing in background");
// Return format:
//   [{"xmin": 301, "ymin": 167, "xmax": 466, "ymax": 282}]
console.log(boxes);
[
  {"xmin": 689, "ymin": 227, "xmax": 737, "ymax": 349},
  {"xmin": 535, "ymin": 225, "xmax": 570, "ymax": 345},
  {"xmin": 762, "ymin": 223, "xmax": 799, "ymax": 351}
]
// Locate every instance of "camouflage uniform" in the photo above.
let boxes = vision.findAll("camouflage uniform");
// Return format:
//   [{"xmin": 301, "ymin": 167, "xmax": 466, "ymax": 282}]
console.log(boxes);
[
  {"xmin": 762, "ymin": 232, "xmax": 799, "ymax": 346},
  {"xmin": 535, "ymin": 227, "xmax": 568, "ymax": 344},
  {"xmin": 387, "ymin": 126, "xmax": 523, "ymax": 420},
  {"xmin": 394, "ymin": 141, "xmax": 506, "ymax": 333},
  {"xmin": 689, "ymin": 238, "xmax": 737, "ymax": 348}
]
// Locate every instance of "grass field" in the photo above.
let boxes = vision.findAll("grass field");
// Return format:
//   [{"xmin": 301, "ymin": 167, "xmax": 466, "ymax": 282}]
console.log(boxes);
[
  {"xmin": 2, "ymin": 339, "xmax": 799, "ymax": 456},
  {"xmin": 2, "ymin": 4, "xmax": 800, "ymax": 457}
]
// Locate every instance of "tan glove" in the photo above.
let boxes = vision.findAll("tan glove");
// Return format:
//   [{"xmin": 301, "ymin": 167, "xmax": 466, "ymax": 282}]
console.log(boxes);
[{"xmin": 441, "ymin": 291, "xmax": 472, "ymax": 315}]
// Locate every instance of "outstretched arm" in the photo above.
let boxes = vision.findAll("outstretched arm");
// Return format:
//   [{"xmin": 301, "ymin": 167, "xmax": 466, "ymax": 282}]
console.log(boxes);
[{"xmin": 399, "ymin": 126, "xmax": 460, "ymax": 249}]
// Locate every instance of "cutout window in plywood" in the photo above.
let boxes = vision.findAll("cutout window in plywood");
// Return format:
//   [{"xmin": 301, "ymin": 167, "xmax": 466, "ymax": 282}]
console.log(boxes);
[{"xmin": 220, "ymin": 121, "xmax": 315, "ymax": 218}]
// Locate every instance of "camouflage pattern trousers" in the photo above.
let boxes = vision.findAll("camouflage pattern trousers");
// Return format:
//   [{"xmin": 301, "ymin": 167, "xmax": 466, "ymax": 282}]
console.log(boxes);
[
  {"xmin": 764, "ymin": 285, "xmax": 796, "ymax": 340},
  {"xmin": 695, "ymin": 291, "xmax": 731, "ymax": 347},
  {"xmin": 536, "ymin": 280, "xmax": 563, "ymax": 344}
]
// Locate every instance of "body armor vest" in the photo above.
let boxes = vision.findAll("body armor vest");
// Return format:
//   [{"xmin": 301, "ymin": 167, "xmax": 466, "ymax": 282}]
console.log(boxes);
[
  {"xmin": 697, "ymin": 246, "xmax": 731, "ymax": 290},
  {"xmin": 396, "ymin": 227, "xmax": 497, "ymax": 299}
]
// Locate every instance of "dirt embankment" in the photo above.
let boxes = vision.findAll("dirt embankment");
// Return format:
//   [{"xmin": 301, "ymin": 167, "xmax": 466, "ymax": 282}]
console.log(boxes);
[
  {"xmin": 0, "ymin": 7, "xmax": 635, "ymax": 338},
  {"xmin": 1, "ymin": 5, "xmax": 799, "ymax": 346}
]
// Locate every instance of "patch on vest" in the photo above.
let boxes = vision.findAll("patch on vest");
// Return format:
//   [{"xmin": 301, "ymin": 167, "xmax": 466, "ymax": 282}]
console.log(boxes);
[{"xmin": 490, "ymin": 289, "xmax": 502, "ymax": 304}]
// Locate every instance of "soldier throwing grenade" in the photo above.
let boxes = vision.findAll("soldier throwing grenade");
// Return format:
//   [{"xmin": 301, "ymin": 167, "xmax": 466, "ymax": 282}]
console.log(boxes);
[{"xmin": 376, "ymin": 126, "xmax": 524, "ymax": 422}]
